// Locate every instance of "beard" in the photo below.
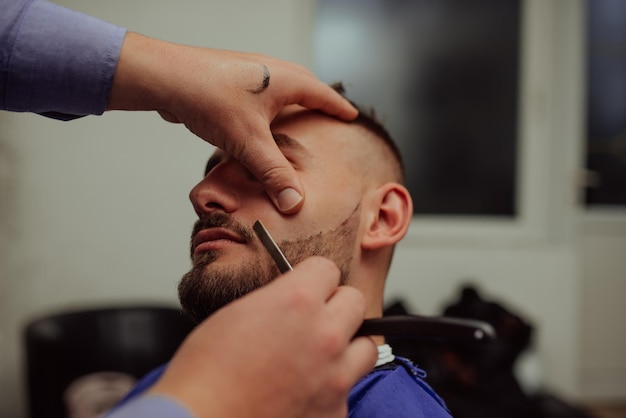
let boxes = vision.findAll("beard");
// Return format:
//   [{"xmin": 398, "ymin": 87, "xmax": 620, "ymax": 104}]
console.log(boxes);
[{"xmin": 178, "ymin": 209, "xmax": 360, "ymax": 325}]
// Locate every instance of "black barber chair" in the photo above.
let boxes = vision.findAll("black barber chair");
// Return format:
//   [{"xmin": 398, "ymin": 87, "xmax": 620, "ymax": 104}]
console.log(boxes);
[
  {"xmin": 385, "ymin": 286, "xmax": 595, "ymax": 418},
  {"xmin": 24, "ymin": 305, "xmax": 195, "ymax": 418}
]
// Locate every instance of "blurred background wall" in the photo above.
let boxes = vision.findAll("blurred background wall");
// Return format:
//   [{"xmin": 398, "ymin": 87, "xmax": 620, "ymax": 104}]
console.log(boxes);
[{"xmin": 0, "ymin": 0, "xmax": 624, "ymax": 417}]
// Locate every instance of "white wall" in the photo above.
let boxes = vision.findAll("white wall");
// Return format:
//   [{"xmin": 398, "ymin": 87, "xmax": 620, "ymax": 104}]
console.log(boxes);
[
  {"xmin": 2, "ymin": 0, "xmax": 624, "ymax": 417},
  {"xmin": 578, "ymin": 213, "xmax": 626, "ymax": 400}
]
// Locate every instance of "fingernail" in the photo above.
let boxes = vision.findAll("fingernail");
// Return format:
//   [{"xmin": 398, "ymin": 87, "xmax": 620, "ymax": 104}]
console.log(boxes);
[{"xmin": 277, "ymin": 188, "xmax": 303, "ymax": 212}]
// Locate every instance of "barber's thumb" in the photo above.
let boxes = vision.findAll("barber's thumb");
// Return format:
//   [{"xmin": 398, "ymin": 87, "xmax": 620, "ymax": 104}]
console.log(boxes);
[
  {"xmin": 262, "ymin": 165, "xmax": 304, "ymax": 214},
  {"xmin": 274, "ymin": 187, "xmax": 304, "ymax": 214},
  {"xmin": 242, "ymin": 139, "xmax": 305, "ymax": 213}
]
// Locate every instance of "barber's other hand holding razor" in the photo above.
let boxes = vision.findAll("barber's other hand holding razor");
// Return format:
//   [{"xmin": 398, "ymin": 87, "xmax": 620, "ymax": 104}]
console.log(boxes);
[{"xmin": 148, "ymin": 257, "xmax": 377, "ymax": 418}]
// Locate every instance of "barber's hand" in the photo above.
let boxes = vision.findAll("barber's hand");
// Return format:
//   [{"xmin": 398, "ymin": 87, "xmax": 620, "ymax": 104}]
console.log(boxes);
[
  {"xmin": 108, "ymin": 32, "xmax": 358, "ymax": 214},
  {"xmin": 148, "ymin": 257, "xmax": 377, "ymax": 418}
]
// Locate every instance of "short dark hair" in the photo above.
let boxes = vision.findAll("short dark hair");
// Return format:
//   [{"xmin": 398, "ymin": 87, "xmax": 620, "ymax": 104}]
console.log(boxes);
[{"xmin": 330, "ymin": 82, "xmax": 405, "ymax": 182}]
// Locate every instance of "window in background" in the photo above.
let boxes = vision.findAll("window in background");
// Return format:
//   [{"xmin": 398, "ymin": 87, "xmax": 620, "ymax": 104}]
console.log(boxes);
[
  {"xmin": 314, "ymin": 0, "xmax": 521, "ymax": 216},
  {"xmin": 585, "ymin": 0, "xmax": 626, "ymax": 207}
]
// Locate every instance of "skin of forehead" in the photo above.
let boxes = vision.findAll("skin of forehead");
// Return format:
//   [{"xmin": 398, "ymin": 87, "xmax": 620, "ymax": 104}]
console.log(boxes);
[
  {"xmin": 207, "ymin": 107, "xmax": 368, "ymax": 172},
  {"xmin": 205, "ymin": 106, "xmax": 398, "ymax": 189},
  {"xmin": 270, "ymin": 106, "xmax": 392, "ymax": 177},
  {"xmin": 277, "ymin": 107, "xmax": 403, "ymax": 189},
  {"xmin": 272, "ymin": 108, "xmax": 359, "ymax": 154}
]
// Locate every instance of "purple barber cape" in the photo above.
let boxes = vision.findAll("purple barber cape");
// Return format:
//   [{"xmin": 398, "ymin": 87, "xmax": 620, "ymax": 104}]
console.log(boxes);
[
  {"xmin": 348, "ymin": 357, "xmax": 452, "ymax": 417},
  {"xmin": 111, "ymin": 357, "xmax": 452, "ymax": 418}
]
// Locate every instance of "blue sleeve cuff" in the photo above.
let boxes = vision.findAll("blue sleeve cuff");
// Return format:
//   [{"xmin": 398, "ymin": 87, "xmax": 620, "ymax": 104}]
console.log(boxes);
[
  {"xmin": 4, "ymin": 0, "xmax": 127, "ymax": 117},
  {"xmin": 105, "ymin": 394, "xmax": 195, "ymax": 418}
]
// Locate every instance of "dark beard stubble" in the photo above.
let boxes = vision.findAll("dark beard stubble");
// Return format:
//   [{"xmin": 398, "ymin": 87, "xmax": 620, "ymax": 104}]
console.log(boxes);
[{"xmin": 178, "ymin": 208, "xmax": 360, "ymax": 325}]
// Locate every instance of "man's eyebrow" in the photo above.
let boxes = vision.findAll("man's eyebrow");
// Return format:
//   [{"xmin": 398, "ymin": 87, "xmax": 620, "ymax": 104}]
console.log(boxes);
[
  {"xmin": 203, "ymin": 133, "xmax": 308, "ymax": 175},
  {"xmin": 204, "ymin": 153, "xmax": 223, "ymax": 176},
  {"xmin": 272, "ymin": 133, "xmax": 310, "ymax": 156}
]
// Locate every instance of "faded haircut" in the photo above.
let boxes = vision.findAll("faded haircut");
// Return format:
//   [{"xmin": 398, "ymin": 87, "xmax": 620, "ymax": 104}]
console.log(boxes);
[{"xmin": 330, "ymin": 82, "xmax": 406, "ymax": 183}]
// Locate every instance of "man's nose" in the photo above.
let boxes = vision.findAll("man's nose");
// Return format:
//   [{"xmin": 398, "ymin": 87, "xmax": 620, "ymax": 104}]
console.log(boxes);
[{"xmin": 189, "ymin": 158, "xmax": 261, "ymax": 216}]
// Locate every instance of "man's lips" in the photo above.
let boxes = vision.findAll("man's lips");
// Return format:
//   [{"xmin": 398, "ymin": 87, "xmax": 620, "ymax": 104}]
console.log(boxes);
[{"xmin": 192, "ymin": 227, "xmax": 246, "ymax": 254}]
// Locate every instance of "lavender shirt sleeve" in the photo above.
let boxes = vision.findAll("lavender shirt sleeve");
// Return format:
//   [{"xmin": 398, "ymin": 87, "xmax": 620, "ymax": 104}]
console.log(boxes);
[
  {"xmin": 105, "ymin": 395, "xmax": 195, "ymax": 418},
  {"xmin": 0, "ymin": 0, "xmax": 127, "ymax": 119}
]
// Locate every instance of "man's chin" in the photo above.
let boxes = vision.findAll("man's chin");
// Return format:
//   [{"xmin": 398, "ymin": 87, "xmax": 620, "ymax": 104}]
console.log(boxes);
[{"xmin": 178, "ymin": 261, "xmax": 277, "ymax": 324}]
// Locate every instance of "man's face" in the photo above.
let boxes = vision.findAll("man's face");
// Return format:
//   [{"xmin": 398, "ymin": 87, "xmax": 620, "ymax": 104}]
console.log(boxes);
[{"xmin": 178, "ymin": 108, "xmax": 370, "ymax": 324}]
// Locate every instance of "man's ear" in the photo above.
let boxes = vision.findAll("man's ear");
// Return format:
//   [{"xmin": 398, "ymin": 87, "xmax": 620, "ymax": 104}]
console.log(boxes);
[{"xmin": 361, "ymin": 183, "xmax": 413, "ymax": 251}]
